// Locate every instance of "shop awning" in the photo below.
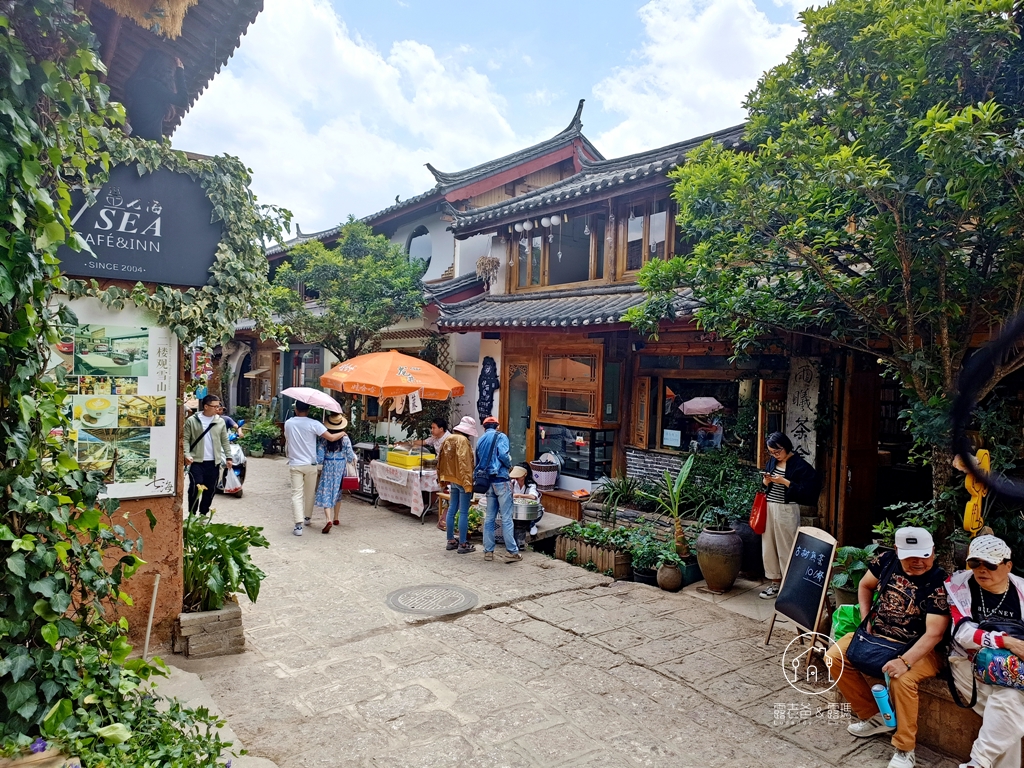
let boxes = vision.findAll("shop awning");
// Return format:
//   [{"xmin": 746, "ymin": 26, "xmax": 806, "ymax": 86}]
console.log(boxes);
[{"xmin": 243, "ymin": 368, "xmax": 270, "ymax": 379}]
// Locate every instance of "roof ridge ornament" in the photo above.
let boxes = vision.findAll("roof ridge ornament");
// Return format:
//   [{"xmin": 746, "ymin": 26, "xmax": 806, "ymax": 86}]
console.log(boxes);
[{"xmin": 560, "ymin": 99, "xmax": 586, "ymax": 136}]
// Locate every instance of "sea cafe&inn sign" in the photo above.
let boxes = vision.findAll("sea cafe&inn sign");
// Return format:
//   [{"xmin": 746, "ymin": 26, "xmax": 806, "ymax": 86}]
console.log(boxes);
[{"xmin": 57, "ymin": 163, "xmax": 223, "ymax": 288}]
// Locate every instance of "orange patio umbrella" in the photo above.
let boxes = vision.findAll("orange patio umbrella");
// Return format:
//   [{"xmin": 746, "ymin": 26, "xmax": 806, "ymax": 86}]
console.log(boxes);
[{"xmin": 319, "ymin": 350, "xmax": 464, "ymax": 401}]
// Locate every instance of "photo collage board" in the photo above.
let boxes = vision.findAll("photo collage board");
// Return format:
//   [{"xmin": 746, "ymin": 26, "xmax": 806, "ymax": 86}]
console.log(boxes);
[{"xmin": 47, "ymin": 297, "xmax": 178, "ymax": 498}]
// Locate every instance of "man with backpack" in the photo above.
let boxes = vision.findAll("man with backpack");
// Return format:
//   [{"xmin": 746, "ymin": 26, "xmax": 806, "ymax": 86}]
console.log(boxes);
[
  {"xmin": 474, "ymin": 416, "xmax": 521, "ymax": 563},
  {"xmin": 183, "ymin": 394, "xmax": 232, "ymax": 515}
]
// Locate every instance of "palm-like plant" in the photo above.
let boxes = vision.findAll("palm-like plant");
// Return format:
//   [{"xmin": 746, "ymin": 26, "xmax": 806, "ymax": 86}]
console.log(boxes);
[
  {"xmin": 638, "ymin": 454, "xmax": 697, "ymax": 557},
  {"xmin": 182, "ymin": 513, "xmax": 270, "ymax": 613}
]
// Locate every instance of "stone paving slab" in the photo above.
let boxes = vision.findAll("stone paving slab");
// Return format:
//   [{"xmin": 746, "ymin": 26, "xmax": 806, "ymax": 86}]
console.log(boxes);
[{"xmin": 173, "ymin": 456, "xmax": 961, "ymax": 768}]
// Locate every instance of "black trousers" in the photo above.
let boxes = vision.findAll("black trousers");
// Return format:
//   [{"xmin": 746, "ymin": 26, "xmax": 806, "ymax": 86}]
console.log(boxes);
[{"xmin": 188, "ymin": 460, "xmax": 220, "ymax": 515}]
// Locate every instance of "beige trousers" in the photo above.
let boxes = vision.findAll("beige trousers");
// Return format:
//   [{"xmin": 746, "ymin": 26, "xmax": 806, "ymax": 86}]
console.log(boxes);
[
  {"xmin": 763, "ymin": 501, "xmax": 800, "ymax": 580},
  {"xmin": 951, "ymin": 656, "xmax": 1024, "ymax": 768},
  {"xmin": 289, "ymin": 464, "xmax": 319, "ymax": 524}
]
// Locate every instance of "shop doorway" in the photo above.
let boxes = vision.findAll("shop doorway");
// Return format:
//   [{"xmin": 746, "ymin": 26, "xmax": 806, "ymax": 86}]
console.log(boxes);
[{"xmin": 506, "ymin": 360, "xmax": 532, "ymax": 467}]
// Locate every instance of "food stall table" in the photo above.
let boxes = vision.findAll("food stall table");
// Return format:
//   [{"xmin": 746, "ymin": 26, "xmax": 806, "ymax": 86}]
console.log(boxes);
[{"xmin": 368, "ymin": 460, "xmax": 441, "ymax": 522}]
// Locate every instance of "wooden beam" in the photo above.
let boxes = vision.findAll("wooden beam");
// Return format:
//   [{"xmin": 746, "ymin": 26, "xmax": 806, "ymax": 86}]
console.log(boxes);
[{"xmin": 101, "ymin": 14, "xmax": 122, "ymax": 69}]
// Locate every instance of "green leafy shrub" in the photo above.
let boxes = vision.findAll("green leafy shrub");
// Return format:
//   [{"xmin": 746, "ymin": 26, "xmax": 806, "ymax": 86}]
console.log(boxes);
[
  {"xmin": 830, "ymin": 544, "xmax": 879, "ymax": 592},
  {"xmin": 182, "ymin": 515, "xmax": 269, "ymax": 613},
  {"xmin": 624, "ymin": 521, "xmax": 665, "ymax": 571},
  {"xmin": 239, "ymin": 416, "xmax": 281, "ymax": 453}
]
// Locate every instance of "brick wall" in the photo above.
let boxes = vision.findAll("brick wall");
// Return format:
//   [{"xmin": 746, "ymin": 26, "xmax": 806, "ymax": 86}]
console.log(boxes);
[{"xmin": 625, "ymin": 448, "xmax": 683, "ymax": 481}]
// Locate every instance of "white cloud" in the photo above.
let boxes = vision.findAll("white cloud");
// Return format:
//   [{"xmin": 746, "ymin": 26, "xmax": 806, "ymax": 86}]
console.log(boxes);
[
  {"xmin": 593, "ymin": 0, "xmax": 805, "ymax": 156},
  {"xmin": 527, "ymin": 88, "xmax": 559, "ymax": 107},
  {"xmin": 174, "ymin": 0, "xmax": 518, "ymax": 231}
]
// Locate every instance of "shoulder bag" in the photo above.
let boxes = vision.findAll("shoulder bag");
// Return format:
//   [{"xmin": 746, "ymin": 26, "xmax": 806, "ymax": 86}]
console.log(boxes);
[
  {"xmin": 972, "ymin": 617, "xmax": 1024, "ymax": 691},
  {"xmin": 472, "ymin": 434, "xmax": 498, "ymax": 495},
  {"xmin": 749, "ymin": 491, "xmax": 767, "ymax": 535},
  {"xmin": 845, "ymin": 555, "xmax": 913, "ymax": 679}
]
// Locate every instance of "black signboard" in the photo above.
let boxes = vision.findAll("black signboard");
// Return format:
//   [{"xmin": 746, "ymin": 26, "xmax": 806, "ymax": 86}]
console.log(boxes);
[
  {"xmin": 765, "ymin": 526, "xmax": 838, "ymax": 643},
  {"xmin": 57, "ymin": 164, "xmax": 222, "ymax": 287}
]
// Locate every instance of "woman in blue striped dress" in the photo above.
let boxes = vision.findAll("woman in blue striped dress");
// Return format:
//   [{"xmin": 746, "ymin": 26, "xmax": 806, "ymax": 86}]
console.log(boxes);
[{"xmin": 315, "ymin": 412, "xmax": 356, "ymax": 534}]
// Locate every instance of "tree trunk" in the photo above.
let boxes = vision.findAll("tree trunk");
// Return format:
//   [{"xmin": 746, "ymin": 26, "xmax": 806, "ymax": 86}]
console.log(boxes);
[
  {"xmin": 931, "ymin": 444, "xmax": 953, "ymax": 499},
  {"xmin": 674, "ymin": 518, "xmax": 690, "ymax": 558}
]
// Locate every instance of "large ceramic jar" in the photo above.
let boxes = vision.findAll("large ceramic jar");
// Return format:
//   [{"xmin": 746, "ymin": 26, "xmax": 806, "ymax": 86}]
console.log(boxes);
[{"xmin": 695, "ymin": 528, "xmax": 743, "ymax": 593}]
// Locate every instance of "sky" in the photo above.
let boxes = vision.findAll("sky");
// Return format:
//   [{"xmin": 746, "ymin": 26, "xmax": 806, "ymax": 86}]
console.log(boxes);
[{"xmin": 174, "ymin": 0, "xmax": 812, "ymax": 234}]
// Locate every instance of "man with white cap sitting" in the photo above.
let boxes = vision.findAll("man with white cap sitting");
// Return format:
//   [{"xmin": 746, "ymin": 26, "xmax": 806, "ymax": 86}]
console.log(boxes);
[
  {"xmin": 824, "ymin": 527, "xmax": 950, "ymax": 768},
  {"xmin": 945, "ymin": 534, "xmax": 1024, "ymax": 768}
]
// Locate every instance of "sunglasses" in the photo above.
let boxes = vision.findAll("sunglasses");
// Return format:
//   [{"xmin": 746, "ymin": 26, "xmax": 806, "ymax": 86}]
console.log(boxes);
[{"xmin": 967, "ymin": 558, "xmax": 1007, "ymax": 571}]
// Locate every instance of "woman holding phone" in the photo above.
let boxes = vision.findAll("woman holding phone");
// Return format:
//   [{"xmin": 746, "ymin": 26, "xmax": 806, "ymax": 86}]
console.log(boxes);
[{"xmin": 759, "ymin": 432, "xmax": 821, "ymax": 599}]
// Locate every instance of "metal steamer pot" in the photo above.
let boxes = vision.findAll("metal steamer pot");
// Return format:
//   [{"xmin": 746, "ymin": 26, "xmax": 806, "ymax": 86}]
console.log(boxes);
[{"xmin": 512, "ymin": 499, "xmax": 542, "ymax": 521}]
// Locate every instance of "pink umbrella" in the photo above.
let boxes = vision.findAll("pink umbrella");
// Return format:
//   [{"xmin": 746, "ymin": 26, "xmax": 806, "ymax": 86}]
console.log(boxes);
[
  {"xmin": 681, "ymin": 396, "xmax": 723, "ymax": 416},
  {"xmin": 280, "ymin": 386, "xmax": 342, "ymax": 413}
]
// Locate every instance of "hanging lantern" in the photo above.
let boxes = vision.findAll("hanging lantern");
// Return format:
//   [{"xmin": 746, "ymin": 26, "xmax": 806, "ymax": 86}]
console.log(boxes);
[
  {"xmin": 550, "ymin": 215, "xmax": 560, "ymax": 227},
  {"xmin": 514, "ymin": 222, "xmax": 524, "ymax": 233},
  {"xmin": 523, "ymin": 220, "xmax": 534, "ymax": 231},
  {"xmin": 541, "ymin": 217, "xmax": 551, "ymax": 228}
]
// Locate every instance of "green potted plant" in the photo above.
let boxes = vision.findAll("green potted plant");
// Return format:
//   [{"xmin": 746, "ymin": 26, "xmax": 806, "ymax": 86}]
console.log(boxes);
[
  {"xmin": 830, "ymin": 543, "xmax": 879, "ymax": 607},
  {"xmin": 239, "ymin": 416, "xmax": 280, "ymax": 457},
  {"xmin": 871, "ymin": 519, "xmax": 896, "ymax": 550},
  {"xmin": 174, "ymin": 513, "xmax": 269, "ymax": 658},
  {"xmin": 692, "ymin": 506, "xmax": 743, "ymax": 594},
  {"xmin": 638, "ymin": 455, "xmax": 695, "ymax": 557},
  {"xmin": 656, "ymin": 546, "xmax": 685, "ymax": 592},
  {"xmin": 626, "ymin": 521, "xmax": 663, "ymax": 586},
  {"xmin": 554, "ymin": 522, "xmax": 632, "ymax": 579}
]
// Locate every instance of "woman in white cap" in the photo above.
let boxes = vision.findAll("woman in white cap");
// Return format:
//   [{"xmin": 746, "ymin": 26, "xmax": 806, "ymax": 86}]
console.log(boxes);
[
  {"xmin": 314, "ymin": 412, "xmax": 356, "ymax": 534},
  {"xmin": 509, "ymin": 465, "xmax": 538, "ymax": 500},
  {"xmin": 437, "ymin": 416, "xmax": 478, "ymax": 554},
  {"xmin": 945, "ymin": 534, "xmax": 1024, "ymax": 768}
]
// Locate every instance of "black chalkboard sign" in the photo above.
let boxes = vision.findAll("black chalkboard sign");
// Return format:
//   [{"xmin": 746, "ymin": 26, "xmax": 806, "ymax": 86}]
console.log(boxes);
[{"xmin": 765, "ymin": 527, "xmax": 838, "ymax": 644}]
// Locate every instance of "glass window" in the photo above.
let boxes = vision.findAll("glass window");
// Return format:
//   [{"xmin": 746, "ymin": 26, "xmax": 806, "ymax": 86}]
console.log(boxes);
[
  {"xmin": 517, "ymin": 235, "xmax": 541, "ymax": 287},
  {"xmin": 650, "ymin": 199, "xmax": 668, "ymax": 260},
  {"xmin": 548, "ymin": 216, "xmax": 591, "ymax": 285},
  {"xmin": 517, "ymin": 238, "xmax": 529, "ymax": 287},
  {"xmin": 594, "ymin": 217, "xmax": 606, "ymax": 279},
  {"xmin": 659, "ymin": 379, "xmax": 739, "ymax": 451},
  {"xmin": 407, "ymin": 225, "xmax": 431, "ymax": 266},
  {"xmin": 626, "ymin": 205, "xmax": 644, "ymax": 271},
  {"xmin": 542, "ymin": 390, "xmax": 596, "ymax": 418},
  {"xmin": 544, "ymin": 354, "xmax": 598, "ymax": 382},
  {"xmin": 531, "ymin": 235, "xmax": 542, "ymax": 285}
]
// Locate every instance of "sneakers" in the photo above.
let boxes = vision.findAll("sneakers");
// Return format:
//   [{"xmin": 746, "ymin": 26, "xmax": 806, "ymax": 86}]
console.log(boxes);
[
  {"xmin": 293, "ymin": 524, "xmax": 303, "ymax": 536},
  {"xmin": 759, "ymin": 583, "xmax": 780, "ymax": 599},
  {"xmin": 303, "ymin": 517, "xmax": 311, "ymax": 527},
  {"xmin": 504, "ymin": 551, "xmax": 523, "ymax": 563},
  {"xmin": 446, "ymin": 539, "xmax": 459, "ymax": 551},
  {"xmin": 848, "ymin": 714, "xmax": 895, "ymax": 738},
  {"xmin": 888, "ymin": 749, "xmax": 915, "ymax": 768},
  {"xmin": 483, "ymin": 551, "xmax": 493, "ymax": 561},
  {"xmin": 457, "ymin": 543, "xmax": 476, "ymax": 554}
]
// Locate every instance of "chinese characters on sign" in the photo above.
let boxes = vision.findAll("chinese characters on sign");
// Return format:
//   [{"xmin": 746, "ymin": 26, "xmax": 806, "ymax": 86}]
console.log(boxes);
[
  {"xmin": 48, "ymin": 297, "xmax": 178, "ymax": 498},
  {"xmin": 793, "ymin": 544, "xmax": 829, "ymax": 586},
  {"xmin": 786, "ymin": 358, "xmax": 819, "ymax": 464},
  {"xmin": 773, "ymin": 702, "xmax": 851, "ymax": 725}
]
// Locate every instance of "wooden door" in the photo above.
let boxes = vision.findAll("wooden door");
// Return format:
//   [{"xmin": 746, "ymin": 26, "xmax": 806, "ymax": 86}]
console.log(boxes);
[
  {"xmin": 631, "ymin": 376, "xmax": 650, "ymax": 448},
  {"xmin": 836, "ymin": 353, "xmax": 880, "ymax": 545},
  {"xmin": 503, "ymin": 358, "xmax": 534, "ymax": 466}
]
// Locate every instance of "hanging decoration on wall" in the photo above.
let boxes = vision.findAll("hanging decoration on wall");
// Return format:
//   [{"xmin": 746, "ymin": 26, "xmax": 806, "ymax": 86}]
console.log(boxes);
[{"xmin": 477, "ymin": 356, "xmax": 500, "ymax": 422}]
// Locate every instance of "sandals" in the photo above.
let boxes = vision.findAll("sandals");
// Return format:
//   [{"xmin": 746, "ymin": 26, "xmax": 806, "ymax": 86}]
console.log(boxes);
[
  {"xmin": 446, "ymin": 539, "xmax": 459, "ymax": 551},
  {"xmin": 322, "ymin": 522, "xmax": 332, "ymax": 534},
  {"xmin": 457, "ymin": 543, "xmax": 476, "ymax": 555}
]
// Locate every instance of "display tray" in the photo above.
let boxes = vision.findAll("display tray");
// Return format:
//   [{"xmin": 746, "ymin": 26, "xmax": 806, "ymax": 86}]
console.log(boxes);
[{"xmin": 386, "ymin": 452, "xmax": 434, "ymax": 469}]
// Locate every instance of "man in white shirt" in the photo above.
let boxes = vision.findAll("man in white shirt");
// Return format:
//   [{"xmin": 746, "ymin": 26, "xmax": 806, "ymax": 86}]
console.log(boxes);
[
  {"xmin": 183, "ymin": 395, "xmax": 232, "ymax": 515},
  {"xmin": 284, "ymin": 401, "xmax": 345, "ymax": 536}
]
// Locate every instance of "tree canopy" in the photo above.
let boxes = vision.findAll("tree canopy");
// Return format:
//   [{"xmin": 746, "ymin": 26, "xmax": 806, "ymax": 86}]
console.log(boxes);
[
  {"xmin": 271, "ymin": 220, "xmax": 426, "ymax": 363},
  {"xmin": 627, "ymin": 0, "xmax": 1024, "ymax": 486}
]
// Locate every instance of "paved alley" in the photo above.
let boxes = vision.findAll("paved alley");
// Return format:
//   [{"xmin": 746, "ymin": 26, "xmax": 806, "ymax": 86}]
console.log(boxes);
[{"xmin": 168, "ymin": 457, "xmax": 960, "ymax": 768}]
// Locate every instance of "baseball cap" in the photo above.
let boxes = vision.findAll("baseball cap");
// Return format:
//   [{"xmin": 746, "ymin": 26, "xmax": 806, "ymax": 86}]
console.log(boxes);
[
  {"xmin": 968, "ymin": 535, "xmax": 1012, "ymax": 565},
  {"xmin": 895, "ymin": 527, "xmax": 934, "ymax": 559},
  {"xmin": 482, "ymin": 416, "xmax": 499, "ymax": 425}
]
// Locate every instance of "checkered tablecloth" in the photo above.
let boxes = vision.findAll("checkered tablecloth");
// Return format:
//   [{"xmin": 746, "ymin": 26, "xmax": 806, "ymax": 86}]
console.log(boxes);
[{"xmin": 369, "ymin": 460, "xmax": 440, "ymax": 518}]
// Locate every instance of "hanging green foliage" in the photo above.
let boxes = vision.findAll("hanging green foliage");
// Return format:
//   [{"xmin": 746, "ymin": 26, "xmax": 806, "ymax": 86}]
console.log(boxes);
[{"xmin": 0, "ymin": 0, "xmax": 284, "ymax": 762}]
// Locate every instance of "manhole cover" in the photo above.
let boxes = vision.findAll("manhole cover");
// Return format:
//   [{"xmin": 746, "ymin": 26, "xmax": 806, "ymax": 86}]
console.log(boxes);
[{"xmin": 386, "ymin": 584, "xmax": 478, "ymax": 616}]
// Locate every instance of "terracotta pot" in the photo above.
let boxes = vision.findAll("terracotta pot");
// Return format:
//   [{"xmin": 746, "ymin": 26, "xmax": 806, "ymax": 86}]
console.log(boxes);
[
  {"xmin": 695, "ymin": 527, "xmax": 742, "ymax": 593},
  {"xmin": 657, "ymin": 563, "xmax": 683, "ymax": 592},
  {"xmin": 730, "ymin": 519, "xmax": 764, "ymax": 578}
]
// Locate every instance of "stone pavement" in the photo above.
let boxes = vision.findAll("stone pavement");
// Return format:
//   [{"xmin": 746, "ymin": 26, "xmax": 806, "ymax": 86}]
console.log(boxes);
[{"xmin": 167, "ymin": 456, "xmax": 961, "ymax": 768}]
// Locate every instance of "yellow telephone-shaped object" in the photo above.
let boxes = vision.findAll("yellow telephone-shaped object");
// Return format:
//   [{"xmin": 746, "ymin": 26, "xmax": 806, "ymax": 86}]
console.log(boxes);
[{"xmin": 963, "ymin": 449, "xmax": 991, "ymax": 535}]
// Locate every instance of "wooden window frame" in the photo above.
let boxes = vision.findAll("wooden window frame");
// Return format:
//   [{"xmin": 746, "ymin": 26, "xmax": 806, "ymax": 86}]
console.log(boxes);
[
  {"xmin": 616, "ymin": 197, "xmax": 673, "ymax": 279},
  {"xmin": 508, "ymin": 216, "xmax": 606, "ymax": 294},
  {"xmin": 537, "ymin": 345, "xmax": 604, "ymax": 427}
]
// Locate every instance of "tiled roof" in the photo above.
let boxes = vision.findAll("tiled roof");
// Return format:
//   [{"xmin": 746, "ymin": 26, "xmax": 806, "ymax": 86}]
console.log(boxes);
[
  {"xmin": 450, "ymin": 124, "xmax": 747, "ymax": 234},
  {"xmin": 265, "ymin": 223, "xmax": 343, "ymax": 257},
  {"xmin": 362, "ymin": 99, "xmax": 603, "ymax": 224},
  {"xmin": 424, "ymin": 272, "xmax": 485, "ymax": 302},
  {"xmin": 436, "ymin": 284, "xmax": 697, "ymax": 330},
  {"xmin": 90, "ymin": 0, "xmax": 265, "ymax": 136}
]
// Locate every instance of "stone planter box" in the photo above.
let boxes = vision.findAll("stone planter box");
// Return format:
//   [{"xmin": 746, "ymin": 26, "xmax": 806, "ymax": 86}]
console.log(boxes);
[
  {"xmin": 554, "ymin": 535, "xmax": 631, "ymax": 579},
  {"xmin": 0, "ymin": 751, "xmax": 80, "ymax": 768},
  {"xmin": 172, "ymin": 596, "xmax": 244, "ymax": 659}
]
